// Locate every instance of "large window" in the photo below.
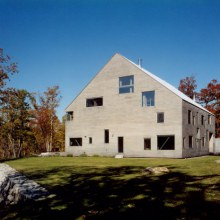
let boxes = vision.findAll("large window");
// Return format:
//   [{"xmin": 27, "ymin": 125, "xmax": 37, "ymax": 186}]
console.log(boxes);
[
  {"xmin": 142, "ymin": 91, "xmax": 155, "ymax": 106},
  {"xmin": 119, "ymin": 75, "xmax": 134, "ymax": 94},
  {"xmin": 157, "ymin": 135, "xmax": 175, "ymax": 150},
  {"xmin": 70, "ymin": 138, "xmax": 82, "ymax": 146},
  {"xmin": 86, "ymin": 97, "xmax": 103, "ymax": 107},
  {"xmin": 144, "ymin": 138, "xmax": 151, "ymax": 150}
]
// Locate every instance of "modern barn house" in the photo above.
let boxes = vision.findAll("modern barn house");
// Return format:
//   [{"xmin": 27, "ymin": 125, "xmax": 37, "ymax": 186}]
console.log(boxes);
[{"xmin": 65, "ymin": 53, "xmax": 215, "ymax": 158}]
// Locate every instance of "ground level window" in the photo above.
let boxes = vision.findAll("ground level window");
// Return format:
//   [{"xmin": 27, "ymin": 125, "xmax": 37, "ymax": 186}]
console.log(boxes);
[
  {"xmin": 70, "ymin": 138, "xmax": 82, "ymax": 146},
  {"xmin": 202, "ymin": 137, "xmax": 205, "ymax": 147},
  {"xmin": 157, "ymin": 135, "xmax": 175, "ymax": 150},
  {"xmin": 189, "ymin": 136, "xmax": 193, "ymax": 148},
  {"xmin": 89, "ymin": 137, "xmax": 92, "ymax": 144},
  {"xmin": 104, "ymin": 129, "xmax": 109, "ymax": 143},
  {"xmin": 144, "ymin": 138, "xmax": 151, "ymax": 150}
]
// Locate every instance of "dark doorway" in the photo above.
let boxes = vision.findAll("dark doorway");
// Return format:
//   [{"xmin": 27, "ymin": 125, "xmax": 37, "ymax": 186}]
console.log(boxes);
[{"xmin": 118, "ymin": 137, "xmax": 124, "ymax": 153}]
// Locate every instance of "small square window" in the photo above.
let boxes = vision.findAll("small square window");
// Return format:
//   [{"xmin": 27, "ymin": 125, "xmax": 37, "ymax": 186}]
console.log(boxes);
[{"xmin": 157, "ymin": 112, "xmax": 164, "ymax": 123}]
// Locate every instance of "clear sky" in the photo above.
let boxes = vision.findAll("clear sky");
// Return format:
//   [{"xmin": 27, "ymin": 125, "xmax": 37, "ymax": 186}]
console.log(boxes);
[{"xmin": 1, "ymin": 0, "xmax": 220, "ymax": 119}]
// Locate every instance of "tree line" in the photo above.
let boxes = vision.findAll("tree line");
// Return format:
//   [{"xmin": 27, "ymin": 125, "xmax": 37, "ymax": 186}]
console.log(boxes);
[
  {"xmin": 1, "ymin": 49, "xmax": 219, "ymax": 159},
  {"xmin": 178, "ymin": 76, "xmax": 220, "ymax": 137},
  {"xmin": 0, "ymin": 49, "xmax": 64, "ymax": 160}
]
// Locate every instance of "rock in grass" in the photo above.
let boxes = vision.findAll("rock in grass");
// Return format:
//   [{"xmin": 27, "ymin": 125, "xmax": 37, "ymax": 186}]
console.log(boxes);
[{"xmin": 144, "ymin": 167, "xmax": 169, "ymax": 174}]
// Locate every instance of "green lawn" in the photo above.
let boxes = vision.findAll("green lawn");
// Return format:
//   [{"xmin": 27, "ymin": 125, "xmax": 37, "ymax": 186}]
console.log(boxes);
[{"xmin": 1, "ymin": 156, "xmax": 220, "ymax": 220}]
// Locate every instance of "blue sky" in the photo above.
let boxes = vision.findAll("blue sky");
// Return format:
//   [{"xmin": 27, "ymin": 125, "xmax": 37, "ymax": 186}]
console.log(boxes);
[{"xmin": 1, "ymin": 0, "xmax": 220, "ymax": 119}]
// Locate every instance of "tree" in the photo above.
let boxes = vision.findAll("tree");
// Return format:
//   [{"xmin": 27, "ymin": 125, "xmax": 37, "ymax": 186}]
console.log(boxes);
[
  {"xmin": 178, "ymin": 76, "xmax": 197, "ymax": 99},
  {"xmin": 0, "ymin": 88, "xmax": 36, "ymax": 158},
  {"xmin": 32, "ymin": 86, "xmax": 62, "ymax": 152},
  {"xmin": 0, "ymin": 48, "xmax": 18, "ymax": 90},
  {"xmin": 197, "ymin": 79, "xmax": 220, "ymax": 137}
]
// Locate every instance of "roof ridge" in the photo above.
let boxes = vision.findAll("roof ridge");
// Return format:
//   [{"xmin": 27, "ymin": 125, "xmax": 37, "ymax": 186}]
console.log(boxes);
[{"xmin": 120, "ymin": 54, "xmax": 213, "ymax": 115}]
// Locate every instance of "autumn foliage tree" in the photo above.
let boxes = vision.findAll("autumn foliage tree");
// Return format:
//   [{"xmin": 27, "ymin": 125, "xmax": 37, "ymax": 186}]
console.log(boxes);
[
  {"xmin": 178, "ymin": 76, "xmax": 197, "ymax": 99},
  {"xmin": 179, "ymin": 76, "xmax": 220, "ymax": 137},
  {"xmin": 0, "ymin": 88, "xmax": 37, "ymax": 158},
  {"xmin": 32, "ymin": 85, "xmax": 63, "ymax": 152},
  {"xmin": 197, "ymin": 79, "xmax": 220, "ymax": 137}
]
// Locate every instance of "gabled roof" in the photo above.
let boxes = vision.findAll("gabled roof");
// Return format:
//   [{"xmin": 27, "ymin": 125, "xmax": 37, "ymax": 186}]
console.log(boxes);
[{"xmin": 121, "ymin": 54, "xmax": 213, "ymax": 115}]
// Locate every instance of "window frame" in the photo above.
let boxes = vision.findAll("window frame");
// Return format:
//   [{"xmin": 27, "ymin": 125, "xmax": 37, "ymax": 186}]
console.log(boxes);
[
  {"xmin": 157, "ymin": 135, "xmax": 175, "ymax": 150},
  {"xmin": 119, "ymin": 75, "xmax": 134, "ymax": 94},
  {"xmin": 157, "ymin": 112, "xmax": 164, "ymax": 123},
  {"xmin": 104, "ymin": 129, "xmax": 109, "ymax": 144},
  {"xmin": 144, "ymin": 138, "xmax": 151, "ymax": 150},
  {"xmin": 142, "ymin": 91, "xmax": 155, "ymax": 107},
  {"xmin": 189, "ymin": 136, "xmax": 193, "ymax": 148},
  {"xmin": 86, "ymin": 97, "xmax": 103, "ymax": 107},
  {"xmin": 70, "ymin": 138, "xmax": 82, "ymax": 147}
]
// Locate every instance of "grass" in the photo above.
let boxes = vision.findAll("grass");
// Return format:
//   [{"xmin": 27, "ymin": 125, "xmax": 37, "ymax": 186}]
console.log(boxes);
[{"xmin": 1, "ymin": 156, "xmax": 220, "ymax": 219}]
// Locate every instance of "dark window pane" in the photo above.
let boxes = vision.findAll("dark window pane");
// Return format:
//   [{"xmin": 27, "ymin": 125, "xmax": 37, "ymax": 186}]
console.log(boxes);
[
  {"xmin": 70, "ymin": 138, "xmax": 82, "ymax": 146},
  {"xmin": 157, "ymin": 135, "xmax": 175, "ymax": 150},
  {"xmin": 157, "ymin": 112, "xmax": 164, "ymax": 123},
  {"xmin": 144, "ymin": 138, "xmax": 151, "ymax": 150},
  {"xmin": 104, "ymin": 129, "xmax": 109, "ymax": 143},
  {"xmin": 86, "ymin": 97, "xmax": 103, "ymax": 107}
]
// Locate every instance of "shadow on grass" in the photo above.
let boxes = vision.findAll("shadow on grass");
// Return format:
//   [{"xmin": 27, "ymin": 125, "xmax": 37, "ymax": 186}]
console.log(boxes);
[{"xmin": 1, "ymin": 166, "xmax": 220, "ymax": 220}]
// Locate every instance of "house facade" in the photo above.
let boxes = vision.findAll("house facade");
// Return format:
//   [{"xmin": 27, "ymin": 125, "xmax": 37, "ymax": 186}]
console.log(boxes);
[{"xmin": 65, "ymin": 53, "xmax": 215, "ymax": 158}]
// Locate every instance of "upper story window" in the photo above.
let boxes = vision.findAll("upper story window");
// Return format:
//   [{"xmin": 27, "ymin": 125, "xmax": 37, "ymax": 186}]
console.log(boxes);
[
  {"xmin": 86, "ymin": 97, "xmax": 103, "ymax": 107},
  {"xmin": 142, "ymin": 91, "xmax": 155, "ymax": 107},
  {"xmin": 119, "ymin": 75, "xmax": 134, "ymax": 94},
  {"xmin": 66, "ymin": 111, "xmax": 73, "ymax": 121},
  {"xmin": 188, "ymin": 110, "xmax": 192, "ymax": 124},
  {"xmin": 201, "ymin": 115, "xmax": 204, "ymax": 126},
  {"xmin": 208, "ymin": 115, "xmax": 211, "ymax": 125}
]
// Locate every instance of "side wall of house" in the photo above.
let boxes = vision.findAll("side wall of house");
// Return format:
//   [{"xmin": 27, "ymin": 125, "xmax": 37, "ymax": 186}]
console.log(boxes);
[
  {"xmin": 182, "ymin": 101, "xmax": 215, "ymax": 158},
  {"xmin": 65, "ymin": 54, "xmax": 183, "ymax": 158}
]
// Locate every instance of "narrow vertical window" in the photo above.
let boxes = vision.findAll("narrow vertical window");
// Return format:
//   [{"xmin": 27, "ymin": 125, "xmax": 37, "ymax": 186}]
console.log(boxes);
[
  {"xmin": 157, "ymin": 112, "xmax": 164, "ymax": 123},
  {"xmin": 188, "ymin": 110, "xmax": 192, "ymax": 124},
  {"xmin": 189, "ymin": 136, "xmax": 193, "ymax": 148},
  {"xmin": 201, "ymin": 115, "xmax": 204, "ymax": 126},
  {"xmin": 183, "ymin": 137, "xmax": 185, "ymax": 149},
  {"xmin": 89, "ymin": 137, "xmax": 92, "ymax": 144},
  {"xmin": 202, "ymin": 137, "xmax": 205, "ymax": 147},
  {"xmin": 208, "ymin": 115, "xmax": 211, "ymax": 125},
  {"xmin": 193, "ymin": 116, "xmax": 196, "ymax": 125},
  {"xmin": 104, "ymin": 129, "xmax": 109, "ymax": 143}
]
